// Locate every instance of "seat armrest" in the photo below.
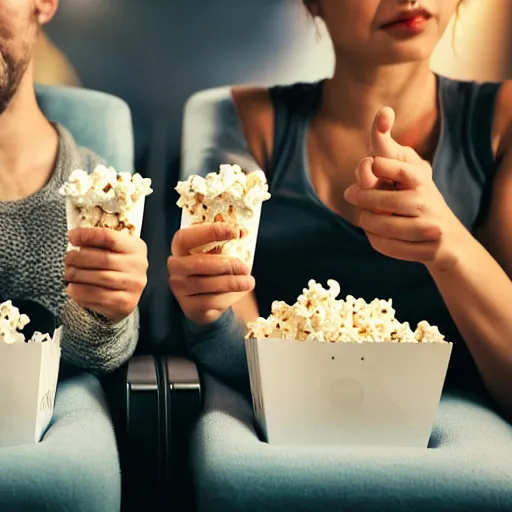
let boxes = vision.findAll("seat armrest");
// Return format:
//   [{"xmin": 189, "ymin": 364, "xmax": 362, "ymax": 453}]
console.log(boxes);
[
  {"xmin": 118, "ymin": 354, "xmax": 201, "ymax": 511},
  {"xmin": 122, "ymin": 355, "xmax": 164, "ymax": 511},
  {"xmin": 155, "ymin": 355, "xmax": 202, "ymax": 510}
]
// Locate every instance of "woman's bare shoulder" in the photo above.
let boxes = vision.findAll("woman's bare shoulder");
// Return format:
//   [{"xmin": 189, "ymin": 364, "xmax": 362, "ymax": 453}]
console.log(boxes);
[
  {"xmin": 493, "ymin": 81, "xmax": 512, "ymax": 160},
  {"xmin": 231, "ymin": 86, "xmax": 274, "ymax": 170}
]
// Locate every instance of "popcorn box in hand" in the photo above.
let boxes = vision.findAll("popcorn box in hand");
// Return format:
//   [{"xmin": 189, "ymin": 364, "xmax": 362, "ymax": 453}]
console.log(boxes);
[
  {"xmin": 176, "ymin": 165, "xmax": 271, "ymax": 271},
  {"xmin": 60, "ymin": 166, "xmax": 153, "ymax": 250},
  {"xmin": 0, "ymin": 300, "xmax": 62, "ymax": 447},
  {"xmin": 245, "ymin": 280, "xmax": 453, "ymax": 448},
  {"xmin": 180, "ymin": 202, "xmax": 263, "ymax": 270},
  {"xmin": 65, "ymin": 195, "xmax": 146, "ymax": 237}
]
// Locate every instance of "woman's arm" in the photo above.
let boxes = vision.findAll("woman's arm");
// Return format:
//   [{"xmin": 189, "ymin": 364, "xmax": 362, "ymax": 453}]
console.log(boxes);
[
  {"xmin": 427, "ymin": 82, "xmax": 512, "ymax": 420},
  {"xmin": 184, "ymin": 294, "xmax": 257, "ymax": 394},
  {"xmin": 177, "ymin": 87, "xmax": 273, "ymax": 391}
]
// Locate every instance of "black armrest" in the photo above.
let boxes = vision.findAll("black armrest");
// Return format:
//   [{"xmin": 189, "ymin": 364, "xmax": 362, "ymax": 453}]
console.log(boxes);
[
  {"xmin": 107, "ymin": 354, "xmax": 201, "ymax": 511},
  {"xmin": 121, "ymin": 355, "xmax": 164, "ymax": 511},
  {"xmin": 155, "ymin": 355, "xmax": 202, "ymax": 510}
]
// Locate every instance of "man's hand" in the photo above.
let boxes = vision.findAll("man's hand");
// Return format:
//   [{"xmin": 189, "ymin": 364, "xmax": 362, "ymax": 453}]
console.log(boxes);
[{"xmin": 64, "ymin": 228, "xmax": 148, "ymax": 323}]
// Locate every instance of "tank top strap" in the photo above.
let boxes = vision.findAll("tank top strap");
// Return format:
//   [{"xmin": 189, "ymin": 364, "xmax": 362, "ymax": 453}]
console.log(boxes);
[
  {"xmin": 267, "ymin": 81, "xmax": 323, "ymax": 187},
  {"xmin": 466, "ymin": 80, "xmax": 502, "ymax": 223},
  {"xmin": 438, "ymin": 75, "xmax": 502, "ymax": 223},
  {"xmin": 438, "ymin": 76, "xmax": 500, "ymax": 176}
]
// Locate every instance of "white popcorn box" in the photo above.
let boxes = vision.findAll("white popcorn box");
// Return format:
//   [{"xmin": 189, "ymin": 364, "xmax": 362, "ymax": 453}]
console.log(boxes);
[
  {"xmin": 0, "ymin": 301, "xmax": 61, "ymax": 447},
  {"xmin": 66, "ymin": 197, "xmax": 146, "ymax": 250},
  {"xmin": 245, "ymin": 338, "xmax": 453, "ymax": 448},
  {"xmin": 180, "ymin": 202, "xmax": 262, "ymax": 271}
]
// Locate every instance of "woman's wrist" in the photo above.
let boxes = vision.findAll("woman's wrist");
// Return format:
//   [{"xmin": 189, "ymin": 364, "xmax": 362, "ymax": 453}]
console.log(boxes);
[
  {"xmin": 184, "ymin": 307, "xmax": 236, "ymax": 337},
  {"xmin": 426, "ymin": 224, "xmax": 475, "ymax": 276}
]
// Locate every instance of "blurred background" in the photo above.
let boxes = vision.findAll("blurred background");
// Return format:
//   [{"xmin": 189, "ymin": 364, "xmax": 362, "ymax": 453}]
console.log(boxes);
[{"xmin": 37, "ymin": 0, "xmax": 512, "ymax": 177}]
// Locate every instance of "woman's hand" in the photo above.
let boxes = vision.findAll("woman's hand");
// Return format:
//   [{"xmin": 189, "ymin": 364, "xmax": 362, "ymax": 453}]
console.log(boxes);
[
  {"xmin": 168, "ymin": 222, "xmax": 255, "ymax": 325},
  {"xmin": 64, "ymin": 228, "xmax": 148, "ymax": 323},
  {"xmin": 344, "ymin": 107, "xmax": 467, "ymax": 270}
]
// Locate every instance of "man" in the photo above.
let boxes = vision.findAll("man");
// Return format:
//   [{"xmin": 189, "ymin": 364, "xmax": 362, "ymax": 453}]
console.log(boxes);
[{"xmin": 0, "ymin": 1, "xmax": 147, "ymax": 510}]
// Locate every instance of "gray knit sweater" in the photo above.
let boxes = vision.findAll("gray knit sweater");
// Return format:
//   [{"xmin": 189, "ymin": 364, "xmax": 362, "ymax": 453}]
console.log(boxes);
[{"xmin": 0, "ymin": 125, "xmax": 139, "ymax": 374}]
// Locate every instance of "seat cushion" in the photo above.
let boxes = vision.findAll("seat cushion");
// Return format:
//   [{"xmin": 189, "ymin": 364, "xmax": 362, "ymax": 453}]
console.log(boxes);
[
  {"xmin": 191, "ymin": 376, "xmax": 512, "ymax": 512},
  {"xmin": 0, "ymin": 373, "xmax": 121, "ymax": 512}
]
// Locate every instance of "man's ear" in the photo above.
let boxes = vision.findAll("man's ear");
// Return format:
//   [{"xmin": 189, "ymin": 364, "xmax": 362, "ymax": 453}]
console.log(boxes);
[{"xmin": 35, "ymin": 0, "xmax": 59, "ymax": 25}]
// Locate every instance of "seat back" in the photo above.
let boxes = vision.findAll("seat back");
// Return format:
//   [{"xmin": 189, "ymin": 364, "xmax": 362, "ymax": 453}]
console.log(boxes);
[
  {"xmin": 36, "ymin": 84, "xmax": 134, "ymax": 171},
  {"xmin": 46, "ymin": 0, "xmax": 334, "ymax": 163}
]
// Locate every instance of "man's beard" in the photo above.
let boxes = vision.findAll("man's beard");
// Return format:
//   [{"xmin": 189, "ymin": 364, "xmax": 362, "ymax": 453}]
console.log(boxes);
[{"xmin": 0, "ymin": 47, "xmax": 31, "ymax": 115}]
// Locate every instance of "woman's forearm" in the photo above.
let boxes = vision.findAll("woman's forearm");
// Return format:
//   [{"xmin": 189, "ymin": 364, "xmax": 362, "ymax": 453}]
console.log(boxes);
[
  {"xmin": 184, "ymin": 308, "xmax": 251, "ymax": 395},
  {"xmin": 428, "ymin": 233, "xmax": 512, "ymax": 419}
]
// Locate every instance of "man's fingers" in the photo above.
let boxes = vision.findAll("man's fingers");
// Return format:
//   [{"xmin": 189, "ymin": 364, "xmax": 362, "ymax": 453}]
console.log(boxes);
[
  {"xmin": 68, "ymin": 228, "xmax": 145, "ymax": 254},
  {"xmin": 65, "ymin": 247, "xmax": 126, "ymax": 272},
  {"xmin": 171, "ymin": 223, "xmax": 244, "ymax": 257},
  {"xmin": 167, "ymin": 254, "xmax": 251, "ymax": 278},
  {"xmin": 67, "ymin": 283, "xmax": 131, "ymax": 311},
  {"xmin": 65, "ymin": 267, "xmax": 144, "ymax": 291}
]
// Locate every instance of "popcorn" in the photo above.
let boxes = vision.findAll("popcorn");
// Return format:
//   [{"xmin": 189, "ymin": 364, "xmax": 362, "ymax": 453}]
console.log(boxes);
[
  {"xmin": 176, "ymin": 164, "xmax": 270, "ymax": 221},
  {"xmin": 0, "ymin": 301, "xmax": 51, "ymax": 344},
  {"xmin": 176, "ymin": 165, "xmax": 271, "ymax": 266},
  {"xmin": 246, "ymin": 279, "xmax": 446, "ymax": 344},
  {"xmin": 59, "ymin": 165, "xmax": 153, "ymax": 234}
]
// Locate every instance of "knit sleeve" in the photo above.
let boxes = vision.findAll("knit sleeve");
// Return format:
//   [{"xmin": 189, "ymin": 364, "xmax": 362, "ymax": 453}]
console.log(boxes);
[{"xmin": 59, "ymin": 299, "xmax": 139, "ymax": 374}]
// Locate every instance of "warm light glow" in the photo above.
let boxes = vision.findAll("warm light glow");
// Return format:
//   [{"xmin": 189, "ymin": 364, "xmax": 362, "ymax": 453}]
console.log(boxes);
[{"xmin": 431, "ymin": 0, "xmax": 511, "ymax": 81}]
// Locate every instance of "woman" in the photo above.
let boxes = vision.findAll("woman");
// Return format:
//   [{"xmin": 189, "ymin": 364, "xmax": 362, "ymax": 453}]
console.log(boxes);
[{"xmin": 170, "ymin": 1, "xmax": 512, "ymax": 507}]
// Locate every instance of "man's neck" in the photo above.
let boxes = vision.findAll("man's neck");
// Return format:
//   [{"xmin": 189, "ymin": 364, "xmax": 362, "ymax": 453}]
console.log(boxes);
[
  {"xmin": 319, "ymin": 58, "xmax": 438, "ymax": 140},
  {"xmin": 0, "ymin": 71, "xmax": 58, "ymax": 177},
  {"xmin": 0, "ymin": 68, "xmax": 60, "ymax": 202}
]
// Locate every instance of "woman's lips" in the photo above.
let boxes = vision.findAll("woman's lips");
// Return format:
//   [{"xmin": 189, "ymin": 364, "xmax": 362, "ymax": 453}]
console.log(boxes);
[{"xmin": 381, "ymin": 13, "xmax": 431, "ymax": 35}]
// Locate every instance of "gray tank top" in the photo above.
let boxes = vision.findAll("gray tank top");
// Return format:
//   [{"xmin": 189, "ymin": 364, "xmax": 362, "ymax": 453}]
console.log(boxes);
[{"xmin": 253, "ymin": 76, "xmax": 501, "ymax": 393}]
